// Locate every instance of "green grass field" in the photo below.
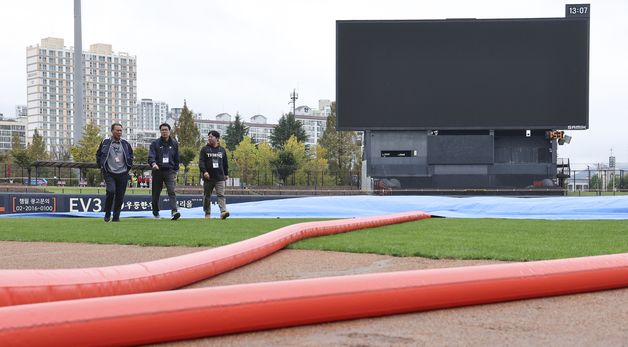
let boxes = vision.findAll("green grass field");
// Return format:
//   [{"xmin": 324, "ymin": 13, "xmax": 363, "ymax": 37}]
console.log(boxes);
[{"xmin": 0, "ymin": 218, "xmax": 626, "ymax": 261}]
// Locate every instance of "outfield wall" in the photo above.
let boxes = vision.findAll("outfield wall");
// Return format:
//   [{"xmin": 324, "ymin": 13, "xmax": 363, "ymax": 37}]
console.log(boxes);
[{"xmin": 0, "ymin": 193, "xmax": 292, "ymax": 214}]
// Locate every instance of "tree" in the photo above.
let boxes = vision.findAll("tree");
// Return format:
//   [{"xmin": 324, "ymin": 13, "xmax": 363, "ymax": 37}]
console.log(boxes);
[
  {"xmin": 29, "ymin": 129, "xmax": 53, "ymax": 180},
  {"xmin": 256, "ymin": 141, "xmax": 276, "ymax": 185},
  {"xmin": 232, "ymin": 136, "xmax": 257, "ymax": 186},
  {"xmin": 304, "ymin": 144, "xmax": 329, "ymax": 187},
  {"xmin": 223, "ymin": 113, "xmax": 250, "ymax": 151},
  {"xmin": 270, "ymin": 113, "xmax": 307, "ymax": 148},
  {"xmin": 282, "ymin": 135, "xmax": 308, "ymax": 185},
  {"xmin": 133, "ymin": 147, "xmax": 148, "ymax": 164},
  {"xmin": 132, "ymin": 146, "xmax": 149, "ymax": 177},
  {"xmin": 11, "ymin": 131, "xmax": 24, "ymax": 150},
  {"xmin": 179, "ymin": 146, "xmax": 197, "ymax": 185},
  {"xmin": 173, "ymin": 101, "xmax": 201, "ymax": 149},
  {"xmin": 30, "ymin": 129, "xmax": 49, "ymax": 160},
  {"xmin": 51, "ymin": 146, "xmax": 72, "ymax": 161},
  {"xmin": 320, "ymin": 102, "xmax": 361, "ymax": 185},
  {"xmin": 271, "ymin": 150, "xmax": 297, "ymax": 184},
  {"xmin": 70, "ymin": 123, "xmax": 104, "ymax": 186},
  {"xmin": 10, "ymin": 132, "xmax": 34, "ymax": 185}
]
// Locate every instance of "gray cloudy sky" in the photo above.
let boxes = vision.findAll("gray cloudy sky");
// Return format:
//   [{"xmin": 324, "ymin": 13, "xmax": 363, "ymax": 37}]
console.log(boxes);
[{"xmin": 0, "ymin": 0, "xmax": 625, "ymax": 166}]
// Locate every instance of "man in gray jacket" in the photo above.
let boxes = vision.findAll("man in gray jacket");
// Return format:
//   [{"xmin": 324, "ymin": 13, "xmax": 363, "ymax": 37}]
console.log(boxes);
[{"xmin": 96, "ymin": 123, "xmax": 134, "ymax": 222}]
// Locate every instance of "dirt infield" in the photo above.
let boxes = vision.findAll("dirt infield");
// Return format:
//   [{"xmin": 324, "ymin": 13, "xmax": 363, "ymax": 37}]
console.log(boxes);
[{"xmin": 1, "ymin": 241, "xmax": 627, "ymax": 346}]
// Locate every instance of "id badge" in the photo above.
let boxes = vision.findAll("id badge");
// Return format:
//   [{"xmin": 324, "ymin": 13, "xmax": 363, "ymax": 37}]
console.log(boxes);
[
  {"xmin": 212, "ymin": 158, "xmax": 219, "ymax": 168},
  {"xmin": 162, "ymin": 156, "xmax": 169, "ymax": 164},
  {"xmin": 114, "ymin": 157, "xmax": 120, "ymax": 163}
]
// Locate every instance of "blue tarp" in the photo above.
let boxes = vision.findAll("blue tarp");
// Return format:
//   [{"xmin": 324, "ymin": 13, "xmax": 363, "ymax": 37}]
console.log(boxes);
[{"xmin": 2, "ymin": 195, "xmax": 627, "ymax": 220}]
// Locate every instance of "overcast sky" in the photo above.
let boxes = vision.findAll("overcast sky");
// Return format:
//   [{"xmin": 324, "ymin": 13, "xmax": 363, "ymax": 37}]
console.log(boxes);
[{"xmin": 0, "ymin": 0, "xmax": 625, "ymax": 166}]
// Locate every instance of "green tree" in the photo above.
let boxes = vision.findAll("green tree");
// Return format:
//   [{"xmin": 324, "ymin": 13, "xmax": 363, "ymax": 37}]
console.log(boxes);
[
  {"xmin": 29, "ymin": 129, "xmax": 49, "ymax": 160},
  {"xmin": 271, "ymin": 150, "xmax": 297, "ymax": 185},
  {"xmin": 173, "ymin": 101, "xmax": 201, "ymax": 149},
  {"xmin": 232, "ymin": 136, "xmax": 257, "ymax": 186},
  {"xmin": 133, "ymin": 147, "xmax": 149, "ymax": 164},
  {"xmin": 70, "ymin": 123, "xmax": 104, "ymax": 186},
  {"xmin": 29, "ymin": 129, "xmax": 53, "ymax": 180},
  {"xmin": 11, "ymin": 151, "xmax": 34, "ymax": 185},
  {"xmin": 132, "ymin": 146, "xmax": 149, "ymax": 177},
  {"xmin": 10, "ymin": 132, "xmax": 36, "ymax": 185},
  {"xmin": 11, "ymin": 131, "xmax": 24, "ymax": 150},
  {"xmin": 304, "ymin": 144, "xmax": 329, "ymax": 187},
  {"xmin": 10, "ymin": 140, "xmax": 34, "ymax": 185},
  {"xmin": 256, "ymin": 141, "xmax": 276, "ymax": 185},
  {"xmin": 320, "ymin": 103, "xmax": 361, "ymax": 185},
  {"xmin": 223, "ymin": 113, "xmax": 250, "ymax": 151},
  {"xmin": 270, "ymin": 113, "xmax": 307, "ymax": 148},
  {"xmin": 282, "ymin": 135, "xmax": 308, "ymax": 185},
  {"xmin": 179, "ymin": 146, "xmax": 197, "ymax": 185}
]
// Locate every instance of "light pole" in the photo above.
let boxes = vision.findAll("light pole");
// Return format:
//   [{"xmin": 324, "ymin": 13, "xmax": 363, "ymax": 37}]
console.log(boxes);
[{"xmin": 73, "ymin": 0, "xmax": 84, "ymax": 145}]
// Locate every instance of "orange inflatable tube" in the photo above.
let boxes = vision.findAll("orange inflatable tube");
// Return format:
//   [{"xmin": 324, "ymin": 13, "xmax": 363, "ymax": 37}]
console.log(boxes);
[
  {"xmin": 0, "ymin": 211, "xmax": 430, "ymax": 307},
  {"xmin": 1, "ymin": 252, "xmax": 627, "ymax": 346}
]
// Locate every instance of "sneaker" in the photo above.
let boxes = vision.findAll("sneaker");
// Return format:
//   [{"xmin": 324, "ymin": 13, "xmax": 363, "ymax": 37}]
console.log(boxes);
[
  {"xmin": 171, "ymin": 211, "xmax": 181, "ymax": 221},
  {"xmin": 153, "ymin": 213, "xmax": 161, "ymax": 220},
  {"xmin": 104, "ymin": 213, "xmax": 111, "ymax": 222},
  {"xmin": 111, "ymin": 218, "xmax": 120, "ymax": 222},
  {"xmin": 204, "ymin": 214, "xmax": 211, "ymax": 219},
  {"xmin": 220, "ymin": 211, "xmax": 230, "ymax": 220}
]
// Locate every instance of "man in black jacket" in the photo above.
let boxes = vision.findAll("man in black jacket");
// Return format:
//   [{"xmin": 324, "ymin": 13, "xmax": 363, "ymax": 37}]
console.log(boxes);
[
  {"xmin": 96, "ymin": 123, "xmax": 134, "ymax": 222},
  {"xmin": 148, "ymin": 123, "xmax": 181, "ymax": 220},
  {"xmin": 198, "ymin": 130, "xmax": 229, "ymax": 219}
]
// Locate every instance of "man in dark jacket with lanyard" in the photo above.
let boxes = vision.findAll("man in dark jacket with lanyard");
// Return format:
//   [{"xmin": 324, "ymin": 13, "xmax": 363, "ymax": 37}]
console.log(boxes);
[
  {"xmin": 148, "ymin": 123, "xmax": 181, "ymax": 220},
  {"xmin": 198, "ymin": 130, "xmax": 229, "ymax": 219},
  {"xmin": 96, "ymin": 123, "xmax": 134, "ymax": 222}
]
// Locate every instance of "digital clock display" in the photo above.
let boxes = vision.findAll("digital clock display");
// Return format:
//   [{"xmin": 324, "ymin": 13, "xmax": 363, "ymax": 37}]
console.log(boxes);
[{"xmin": 566, "ymin": 4, "xmax": 590, "ymax": 17}]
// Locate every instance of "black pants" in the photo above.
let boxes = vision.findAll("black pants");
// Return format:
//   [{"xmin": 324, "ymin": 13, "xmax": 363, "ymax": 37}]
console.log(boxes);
[
  {"xmin": 151, "ymin": 169, "xmax": 177, "ymax": 215},
  {"xmin": 103, "ymin": 171, "xmax": 129, "ymax": 219}
]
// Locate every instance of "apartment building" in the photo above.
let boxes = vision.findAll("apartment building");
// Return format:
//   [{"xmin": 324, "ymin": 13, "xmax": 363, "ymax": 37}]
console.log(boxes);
[
  {"xmin": 26, "ymin": 37, "xmax": 136, "ymax": 155},
  {"xmin": 0, "ymin": 116, "xmax": 27, "ymax": 151},
  {"xmin": 294, "ymin": 105, "xmax": 327, "ymax": 147},
  {"xmin": 195, "ymin": 113, "xmax": 274, "ymax": 144}
]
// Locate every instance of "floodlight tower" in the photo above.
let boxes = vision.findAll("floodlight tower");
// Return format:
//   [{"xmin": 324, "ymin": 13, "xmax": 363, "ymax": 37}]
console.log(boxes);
[{"xmin": 73, "ymin": 0, "xmax": 84, "ymax": 144}]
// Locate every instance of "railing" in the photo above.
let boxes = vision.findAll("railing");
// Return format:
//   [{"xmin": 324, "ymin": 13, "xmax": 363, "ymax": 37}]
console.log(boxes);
[
  {"xmin": 1, "ymin": 163, "xmax": 625, "ymax": 196},
  {"xmin": 566, "ymin": 168, "xmax": 627, "ymax": 196}
]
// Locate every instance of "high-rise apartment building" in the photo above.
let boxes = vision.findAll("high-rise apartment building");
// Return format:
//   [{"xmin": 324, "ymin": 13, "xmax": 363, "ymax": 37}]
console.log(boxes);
[
  {"xmin": 129, "ymin": 99, "xmax": 169, "ymax": 148},
  {"xmin": 26, "ymin": 37, "xmax": 136, "ymax": 156},
  {"xmin": 135, "ymin": 99, "xmax": 169, "ymax": 130}
]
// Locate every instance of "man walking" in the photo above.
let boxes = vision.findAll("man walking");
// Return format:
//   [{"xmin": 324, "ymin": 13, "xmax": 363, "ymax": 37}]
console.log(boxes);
[
  {"xmin": 148, "ymin": 123, "xmax": 181, "ymax": 220},
  {"xmin": 96, "ymin": 123, "xmax": 134, "ymax": 222},
  {"xmin": 199, "ymin": 130, "xmax": 230, "ymax": 219}
]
